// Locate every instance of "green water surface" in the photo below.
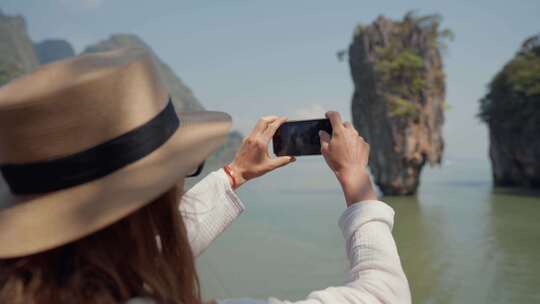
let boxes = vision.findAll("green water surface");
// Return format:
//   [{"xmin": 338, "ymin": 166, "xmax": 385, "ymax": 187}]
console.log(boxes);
[{"xmin": 197, "ymin": 158, "xmax": 540, "ymax": 303}]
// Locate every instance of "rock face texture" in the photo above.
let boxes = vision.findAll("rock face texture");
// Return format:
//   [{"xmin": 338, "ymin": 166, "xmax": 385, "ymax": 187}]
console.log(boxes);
[
  {"xmin": 34, "ymin": 39, "xmax": 75, "ymax": 64},
  {"xmin": 479, "ymin": 34, "xmax": 540, "ymax": 188},
  {"xmin": 83, "ymin": 34, "xmax": 204, "ymax": 112},
  {"xmin": 348, "ymin": 14, "xmax": 449, "ymax": 195},
  {"xmin": 0, "ymin": 9, "xmax": 39, "ymax": 85}
]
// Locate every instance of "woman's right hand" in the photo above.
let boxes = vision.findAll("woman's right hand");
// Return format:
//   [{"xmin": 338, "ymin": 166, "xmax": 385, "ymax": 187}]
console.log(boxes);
[
  {"xmin": 227, "ymin": 116, "xmax": 295, "ymax": 189},
  {"xmin": 319, "ymin": 111, "xmax": 377, "ymax": 206}
]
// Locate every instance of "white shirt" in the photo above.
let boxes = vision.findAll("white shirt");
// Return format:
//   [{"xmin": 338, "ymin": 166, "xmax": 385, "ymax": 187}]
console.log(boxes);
[{"xmin": 128, "ymin": 169, "xmax": 411, "ymax": 304}]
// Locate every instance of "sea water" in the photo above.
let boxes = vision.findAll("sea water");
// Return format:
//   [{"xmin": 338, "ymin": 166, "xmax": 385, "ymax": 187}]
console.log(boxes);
[{"xmin": 197, "ymin": 157, "xmax": 540, "ymax": 303}]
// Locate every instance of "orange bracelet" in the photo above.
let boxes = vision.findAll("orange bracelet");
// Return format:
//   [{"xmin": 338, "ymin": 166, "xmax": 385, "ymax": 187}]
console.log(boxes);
[{"xmin": 223, "ymin": 165, "xmax": 237, "ymax": 189}]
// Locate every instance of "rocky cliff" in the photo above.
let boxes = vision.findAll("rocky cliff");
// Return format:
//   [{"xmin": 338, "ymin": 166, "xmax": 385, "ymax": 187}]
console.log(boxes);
[
  {"xmin": 479, "ymin": 34, "xmax": 540, "ymax": 188},
  {"xmin": 34, "ymin": 39, "xmax": 75, "ymax": 64},
  {"xmin": 348, "ymin": 13, "xmax": 451, "ymax": 195},
  {"xmin": 0, "ymin": 9, "xmax": 39, "ymax": 85},
  {"xmin": 83, "ymin": 34, "xmax": 204, "ymax": 112}
]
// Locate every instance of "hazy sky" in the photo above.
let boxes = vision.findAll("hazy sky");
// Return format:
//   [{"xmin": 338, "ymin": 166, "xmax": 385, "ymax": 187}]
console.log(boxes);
[{"xmin": 2, "ymin": 0, "xmax": 540, "ymax": 160}]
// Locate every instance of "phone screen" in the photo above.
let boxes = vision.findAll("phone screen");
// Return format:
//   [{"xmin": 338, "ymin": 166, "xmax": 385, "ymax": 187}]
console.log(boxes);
[{"xmin": 272, "ymin": 119, "xmax": 333, "ymax": 156}]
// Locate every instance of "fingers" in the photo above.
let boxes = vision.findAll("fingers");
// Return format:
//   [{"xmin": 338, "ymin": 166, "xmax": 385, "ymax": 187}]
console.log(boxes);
[
  {"xmin": 269, "ymin": 156, "xmax": 296, "ymax": 170},
  {"xmin": 343, "ymin": 121, "xmax": 361, "ymax": 137},
  {"xmin": 358, "ymin": 136, "xmax": 370, "ymax": 166},
  {"xmin": 326, "ymin": 111, "xmax": 344, "ymax": 134},
  {"xmin": 326, "ymin": 111, "xmax": 359, "ymax": 137},
  {"xmin": 319, "ymin": 130, "xmax": 331, "ymax": 155},
  {"xmin": 251, "ymin": 116, "xmax": 279, "ymax": 136},
  {"xmin": 263, "ymin": 116, "xmax": 287, "ymax": 140},
  {"xmin": 319, "ymin": 130, "xmax": 331, "ymax": 143}
]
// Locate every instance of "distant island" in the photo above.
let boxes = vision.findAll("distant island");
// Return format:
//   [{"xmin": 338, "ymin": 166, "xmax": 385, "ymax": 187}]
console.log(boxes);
[
  {"xmin": 479, "ymin": 34, "xmax": 540, "ymax": 188},
  {"xmin": 0, "ymin": 10, "xmax": 242, "ymax": 181},
  {"xmin": 34, "ymin": 39, "xmax": 75, "ymax": 65},
  {"xmin": 345, "ymin": 12, "xmax": 452, "ymax": 195}
]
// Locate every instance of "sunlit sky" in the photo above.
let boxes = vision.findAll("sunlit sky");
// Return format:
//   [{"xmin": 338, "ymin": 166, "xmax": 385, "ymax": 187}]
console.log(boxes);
[{"xmin": 2, "ymin": 0, "xmax": 540, "ymax": 160}]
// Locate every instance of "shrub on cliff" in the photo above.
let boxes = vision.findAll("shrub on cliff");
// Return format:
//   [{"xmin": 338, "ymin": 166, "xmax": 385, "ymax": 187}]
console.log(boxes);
[
  {"xmin": 379, "ymin": 13, "xmax": 452, "ymax": 118},
  {"xmin": 0, "ymin": 60, "xmax": 23, "ymax": 86},
  {"xmin": 479, "ymin": 34, "xmax": 540, "ymax": 127}
]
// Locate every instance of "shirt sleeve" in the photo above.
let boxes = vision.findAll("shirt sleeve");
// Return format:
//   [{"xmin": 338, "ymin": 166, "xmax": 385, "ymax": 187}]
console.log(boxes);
[
  {"xmin": 218, "ymin": 200, "xmax": 411, "ymax": 304},
  {"xmin": 180, "ymin": 169, "xmax": 245, "ymax": 257}
]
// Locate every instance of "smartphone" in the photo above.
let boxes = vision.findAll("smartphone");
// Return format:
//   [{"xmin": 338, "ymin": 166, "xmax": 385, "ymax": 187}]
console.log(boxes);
[{"xmin": 272, "ymin": 118, "xmax": 333, "ymax": 156}]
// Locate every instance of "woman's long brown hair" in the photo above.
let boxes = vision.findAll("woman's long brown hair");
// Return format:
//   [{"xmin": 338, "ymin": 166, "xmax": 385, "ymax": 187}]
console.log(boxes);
[{"xmin": 0, "ymin": 185, "xmax": 200, "ymax": 304}]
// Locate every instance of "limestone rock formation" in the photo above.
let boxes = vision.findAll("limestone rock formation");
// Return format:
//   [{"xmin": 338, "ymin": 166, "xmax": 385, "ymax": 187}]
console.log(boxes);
[
  {"xmin": 479, "ymin": 34, "xmax": 540, "ymax": 188},
  {"xmin": 0, "ymin": 9, "xmax": 39, "ymax": 85},
  {"xmin": 83, "ymin": 34, "xmax": 204, "ymax": 112},
  {"xmin": 348, "ymin": 13, "xmax": 450, "ymax": 195},
  {"xmin": 34, "ymin": 39, "xmax": 75, "ymax": 64}
]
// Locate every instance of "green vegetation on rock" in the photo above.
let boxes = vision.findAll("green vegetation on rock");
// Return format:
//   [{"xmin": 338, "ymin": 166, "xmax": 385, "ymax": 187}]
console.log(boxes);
[
  {"xmin": 0, "ymin": 60, "xmax": 23, "ymax": 86},
  {"xmin": 479, "ymin": 34, "xmax": 540, "ymax": 125},
  {"xmin": 363, "ymin": 12, "xmax": 453, "ymax": 118},
  {"xmin": 374, "ymin": 47, "xmax": 425, "ymax": 96},
  {"xmin": 388, "ymin": 96, "xmax": 419, "ymax": 118},
  {"xmin": 353, "ymin": 24, "xmax": 365, "ymax": 38}
]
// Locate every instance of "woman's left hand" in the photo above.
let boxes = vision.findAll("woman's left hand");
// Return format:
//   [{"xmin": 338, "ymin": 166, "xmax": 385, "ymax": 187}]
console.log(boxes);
[{"xmin": 227, "ymin": 116, "xmax": 296, "ymax": 189}]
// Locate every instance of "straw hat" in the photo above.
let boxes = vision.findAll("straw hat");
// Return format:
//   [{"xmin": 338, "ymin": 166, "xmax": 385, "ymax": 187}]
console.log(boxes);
[{"xmin": 0, "ymin": 48, "xmax": 232, "ymax": 258}]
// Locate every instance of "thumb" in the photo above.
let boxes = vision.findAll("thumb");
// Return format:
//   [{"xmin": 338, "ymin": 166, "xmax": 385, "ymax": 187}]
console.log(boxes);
[
  {"xmin": 269, "ymin": 156, "xmax": 296, "ymax": 170},
  {"xmin": 319, "ymin": 130, "xmax": 330, "ymax": 154}
]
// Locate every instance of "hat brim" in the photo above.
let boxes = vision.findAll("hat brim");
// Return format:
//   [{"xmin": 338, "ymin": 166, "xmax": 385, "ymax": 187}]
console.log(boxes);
[{"xmin": 0, "ymin": 111, "xmax": 232, "ymax": 258}]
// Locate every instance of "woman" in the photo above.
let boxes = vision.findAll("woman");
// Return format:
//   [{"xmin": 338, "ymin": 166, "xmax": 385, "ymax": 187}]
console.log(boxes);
[{"xmin": 0, "ymin": 48, "xmax": 410, "ymax": 303}]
